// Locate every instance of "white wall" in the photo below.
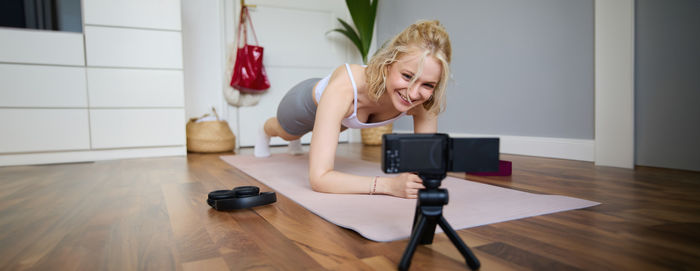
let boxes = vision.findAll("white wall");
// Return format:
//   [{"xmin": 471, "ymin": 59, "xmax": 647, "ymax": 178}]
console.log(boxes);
[
  {"xmin": 181, "ymin": 0, "xmax": 228, "ymax": 120},
  {"xmin": 594, "ymin": 0, "xmax": 635, "ymax": 168}
]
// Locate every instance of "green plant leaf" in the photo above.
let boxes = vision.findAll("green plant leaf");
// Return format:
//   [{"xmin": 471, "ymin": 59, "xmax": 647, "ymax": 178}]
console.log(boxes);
[
  {"xmin": 331, "ymin": 0, "xmax": 378, "ymax": 64},
  {"xmin": 329, "ymin": 19, "xmax": 364, "ymax": 60},
  {"xmin": 349, "ymin": 0, "xmax": 378, "ymax": 62},
  {"xmin": 346, "ymin": 0, "xmax": 370, "ymax": 39},
  {"xmin": 368, "ymin": 0, "xmax": 378, "ymax": 38},
  {"xmin": 365, "ymin": 0, "xmax": 378, "ymax": 58},
  {"xmin": 337, "ymin": 18, "xmax": 363, "ymax": 49}
]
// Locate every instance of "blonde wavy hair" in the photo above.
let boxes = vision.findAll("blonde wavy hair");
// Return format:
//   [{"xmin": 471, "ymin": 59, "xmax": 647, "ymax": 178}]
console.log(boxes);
[{"xmin": 365, "ymin": 20, "xmax": 452, "ymax": 114}]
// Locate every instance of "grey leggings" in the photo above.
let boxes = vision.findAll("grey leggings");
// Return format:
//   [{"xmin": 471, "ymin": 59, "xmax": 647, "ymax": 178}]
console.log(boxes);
[{"xmin": 276, "ymin": 78, "xmax": 321, "ymax": 136}]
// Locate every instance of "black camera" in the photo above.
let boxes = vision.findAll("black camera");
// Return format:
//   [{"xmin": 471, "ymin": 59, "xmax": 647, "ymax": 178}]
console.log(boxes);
[
  {"xmin": 382, "ymin": 133, "xmax": 499, "ymax": 270},
  {"xmin": 382, "ymin": 133, "xmax": 500, "ymax": 175}
]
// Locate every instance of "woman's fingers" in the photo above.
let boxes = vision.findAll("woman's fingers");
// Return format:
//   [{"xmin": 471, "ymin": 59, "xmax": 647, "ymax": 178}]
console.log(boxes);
[
  {"xmin": 408, "ymin": 180, "xmax": 425, "ymax": 189},
  {"xmin": 393, "ymin": 173, "xmax": 426, "ymax": 198}
]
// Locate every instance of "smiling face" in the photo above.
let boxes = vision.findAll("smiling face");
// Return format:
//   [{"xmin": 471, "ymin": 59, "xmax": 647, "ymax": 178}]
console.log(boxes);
[{"xmin": 385, "ymin": 50, "xmax": 443, "ymax": 112}]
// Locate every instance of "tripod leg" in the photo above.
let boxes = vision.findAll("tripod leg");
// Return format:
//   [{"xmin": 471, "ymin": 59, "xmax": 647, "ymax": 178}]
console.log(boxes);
[
  {"xmin": 399, "ymin": 215, "xmax": 428, "ymax": 271},
  {"xmin": 419, "ymin": 220, "xmax": 437, "ymax": 244},
  {"xmin": 410, "ymin": 203, "xmax": 421, "ymax": 235},
  {"xmin": 438, "ymin": 216, "xmax": 481, "ymax": 270}
]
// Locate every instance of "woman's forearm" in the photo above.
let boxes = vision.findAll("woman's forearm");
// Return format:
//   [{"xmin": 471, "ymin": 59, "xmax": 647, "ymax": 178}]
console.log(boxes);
[{"xmin": 310, "ymin": 170, "xmax": 388, "ymax": 195}]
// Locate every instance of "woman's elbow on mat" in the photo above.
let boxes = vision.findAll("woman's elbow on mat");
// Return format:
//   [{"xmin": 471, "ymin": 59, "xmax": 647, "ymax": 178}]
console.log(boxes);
[
  {"xmin": 308, "ymin": 170, "xmax": 345, "ymax": 193},
  {"xmin": 309, "ymin": 174, "xmax": 332, "ymax": 193},
  {"xmin": 309, "ymin": 182, "xmax": 353, "ymax": 195}
]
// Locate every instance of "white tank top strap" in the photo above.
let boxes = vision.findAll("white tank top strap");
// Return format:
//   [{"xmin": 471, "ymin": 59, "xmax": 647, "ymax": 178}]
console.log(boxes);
[{"xmin": 344, "ymin": 63, "xmax": 359, "ymax": 118}]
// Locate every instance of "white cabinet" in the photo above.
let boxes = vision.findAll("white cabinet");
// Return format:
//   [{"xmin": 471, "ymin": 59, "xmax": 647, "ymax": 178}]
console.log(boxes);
[
  {"xmin": 87, "ymin": 68, "xmax": 184, "ymax": 107},
  {"xmin": 84, "ymin": 26, "xmax": 183, "ymax": 69},
  {"xmin": 0, "ymin": 28, "xmax": 89, "ymax": 158},
  {"xmin": 0, "ymin": 64, "xmax": 87, "ymax": 107},
  {"xmin": 0, "ymin": 28, "xmax": 85, "ymax": 66},
  {"xmin": 0, "ymin": 109, "xmax": 90, "ymax": 153},
  {"xmin": 81, "ymin": 0, "xmax": 186, "ymax": 158},
  {"xmin": 83, "ymin": 0, "xmax": 182, "ymax": 30},
  {"xmin": 90, "ymin": 109, "xmax": 185, "ymax": 149},
  {"xmin": 0, "ymin": 0, "xmax": 186, "ymax": 166}
]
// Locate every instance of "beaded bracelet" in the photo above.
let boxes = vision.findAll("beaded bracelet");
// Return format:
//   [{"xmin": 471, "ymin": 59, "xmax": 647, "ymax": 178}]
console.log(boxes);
[{"xmin": 369, "ymin": 176, "xmax": 378, "ymax": 195}]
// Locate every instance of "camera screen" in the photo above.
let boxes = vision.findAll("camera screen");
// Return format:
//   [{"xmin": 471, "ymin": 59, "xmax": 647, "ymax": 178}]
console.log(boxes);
[
  {"xmin": 399, "ymin": 138, "xmax": 444, "ymax": 171},
  {"xmin": 382, "ymin": 134, "xmax": 448, "ymax": 174}
]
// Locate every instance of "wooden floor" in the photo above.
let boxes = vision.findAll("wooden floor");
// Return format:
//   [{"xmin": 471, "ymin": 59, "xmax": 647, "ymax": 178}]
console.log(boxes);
[{"xmin": 1, "ymin": 143, "xmax": 699, "ymax": 271}]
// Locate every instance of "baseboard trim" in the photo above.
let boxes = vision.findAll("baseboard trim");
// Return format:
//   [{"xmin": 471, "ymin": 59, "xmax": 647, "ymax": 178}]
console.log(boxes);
[
  {"xmin": 394, "ymin": 130, "xmax": 594, "ymax": 162},
  {"xmin": 0, "ymin": 146, "xmax": 186, "ymax": 166}
]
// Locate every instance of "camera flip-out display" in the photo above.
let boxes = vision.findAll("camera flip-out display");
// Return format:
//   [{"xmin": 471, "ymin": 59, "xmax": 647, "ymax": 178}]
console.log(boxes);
[{"xmin": 382, "ymin": 133, "xmax": 500, "ymax": 174}]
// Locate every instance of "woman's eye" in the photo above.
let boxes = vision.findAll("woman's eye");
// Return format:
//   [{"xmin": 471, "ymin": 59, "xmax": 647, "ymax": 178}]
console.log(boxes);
[
  {"xmin": 402, "ymin": 73, "xmax": 412, "ymax": 80},
  {"xmin": 423, "ymin": 83, "xmax": 435, "ymax": 89}
]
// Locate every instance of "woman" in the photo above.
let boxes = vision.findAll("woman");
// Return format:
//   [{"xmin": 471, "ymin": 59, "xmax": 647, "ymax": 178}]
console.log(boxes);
[{"xmin": 255, "ymin": 20, "xmax": 451, "ymax": 199}]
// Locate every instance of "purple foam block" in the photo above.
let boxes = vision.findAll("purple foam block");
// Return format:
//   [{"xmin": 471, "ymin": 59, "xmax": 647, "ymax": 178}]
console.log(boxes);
[{"xmin": 468, "ymin": 160, "xmax": 512, "ymax": 176}]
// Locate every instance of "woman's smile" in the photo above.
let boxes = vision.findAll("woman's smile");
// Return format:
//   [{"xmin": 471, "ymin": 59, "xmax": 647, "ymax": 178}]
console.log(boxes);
[{"xmin": 396, "ymin": 89, "xmax": 414, "ymax": 105}]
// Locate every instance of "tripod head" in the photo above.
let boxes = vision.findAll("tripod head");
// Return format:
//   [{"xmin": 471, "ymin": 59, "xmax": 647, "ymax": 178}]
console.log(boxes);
[
  {"xmin": 417, "ymin": 173, "xmax": 448, "ymax": 207},
  {"xmin": 418, "ymin": 173, "xmax": 446, "ymax": 189}
]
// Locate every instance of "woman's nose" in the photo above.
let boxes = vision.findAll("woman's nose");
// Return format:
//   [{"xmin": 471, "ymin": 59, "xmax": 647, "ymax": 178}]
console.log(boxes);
[{"xmin": 408, "ymin": 84, "xmax": 421, "ymax": 99}]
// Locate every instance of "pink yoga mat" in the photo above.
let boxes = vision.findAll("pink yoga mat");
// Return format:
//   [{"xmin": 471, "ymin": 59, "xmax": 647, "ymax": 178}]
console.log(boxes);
[{"xmin": 220, "ymin": 154, "xmax": 599, "ymax": 242}]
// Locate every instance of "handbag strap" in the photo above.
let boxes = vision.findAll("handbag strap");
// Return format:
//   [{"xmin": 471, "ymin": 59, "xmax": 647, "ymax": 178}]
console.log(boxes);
[
  {"xmin": 237, "ymin": 6, "xmax": 260, "ymax": 47},
  {"xmin": 244, "ymin": 7, "xmax": 260, "ymax": 45},
  {"xmin": 236, "ymin": 8, "xmax": 246, "ymax": 47}
]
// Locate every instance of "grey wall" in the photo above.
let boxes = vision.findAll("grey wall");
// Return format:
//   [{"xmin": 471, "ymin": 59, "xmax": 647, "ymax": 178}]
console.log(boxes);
[
  {"xmin": 377, "ymin": 0, "xmax": 594, "ymax": 139},
  {"xmin": 635, "ymin": 0, "xmax": 700, "ymax": 171}
]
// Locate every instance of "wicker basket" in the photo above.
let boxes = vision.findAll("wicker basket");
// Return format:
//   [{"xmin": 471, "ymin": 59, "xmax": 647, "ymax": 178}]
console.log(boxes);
[
  {"xmin": 360, "ymin": 123, "xmax": 393, "ymax": 146},
  {"xmin": 186, "ymin": 108, "xmax": 236, "ymax": 153}
]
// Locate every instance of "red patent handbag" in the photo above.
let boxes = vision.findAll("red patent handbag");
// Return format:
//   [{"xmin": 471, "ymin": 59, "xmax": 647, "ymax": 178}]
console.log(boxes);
[{"xmin": 230, "ymin": 6, "xmax": 270, "ymax": 93}]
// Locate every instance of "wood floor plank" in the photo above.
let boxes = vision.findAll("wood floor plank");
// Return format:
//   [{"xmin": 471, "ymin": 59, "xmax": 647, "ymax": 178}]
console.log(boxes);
[
  {"xmin": 182, "ymin": 257, "xmax": 229, "ymax": 271},
  {"xmin": 320, "ymin": 258, "xmax": 375, "ymax": 271},
  {"xmin": 477, "ymin": 242, "xmax": 581, "ymax": 271},
  {"xmin": 254, "ymin": 195, "xmax": 364, "ymax": 268},
  {"xmin": 161, "ymin": 182, "xmax": 221, "ymax": 263},
  {"xmin": 225, "ymin": 208, "xmax": 323, "ymax": 270},
  {"xmin": 426, "ymin": 231, "xmax": 494, "ymax": 269},
  {"xmin": 360, "ymin": 255, "xmax": 396, "ymax": 271}
]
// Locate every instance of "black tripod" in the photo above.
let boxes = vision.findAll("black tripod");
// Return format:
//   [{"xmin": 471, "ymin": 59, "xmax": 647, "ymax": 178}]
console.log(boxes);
[{"xmin": 398, "ymin": 173, "xmax": 481, "ymax": 271}]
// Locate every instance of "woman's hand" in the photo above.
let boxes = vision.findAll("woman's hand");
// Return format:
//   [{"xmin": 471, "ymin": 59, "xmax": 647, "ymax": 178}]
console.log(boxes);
[{"xmin": 386, "ymin": 173, "xmax": 425, "ymax": 199}]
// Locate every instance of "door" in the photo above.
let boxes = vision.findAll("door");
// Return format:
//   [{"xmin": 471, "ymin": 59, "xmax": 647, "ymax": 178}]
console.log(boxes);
[{"xmin": 224, "ymin": 0, "xmax": 356, "ymax": 147}]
